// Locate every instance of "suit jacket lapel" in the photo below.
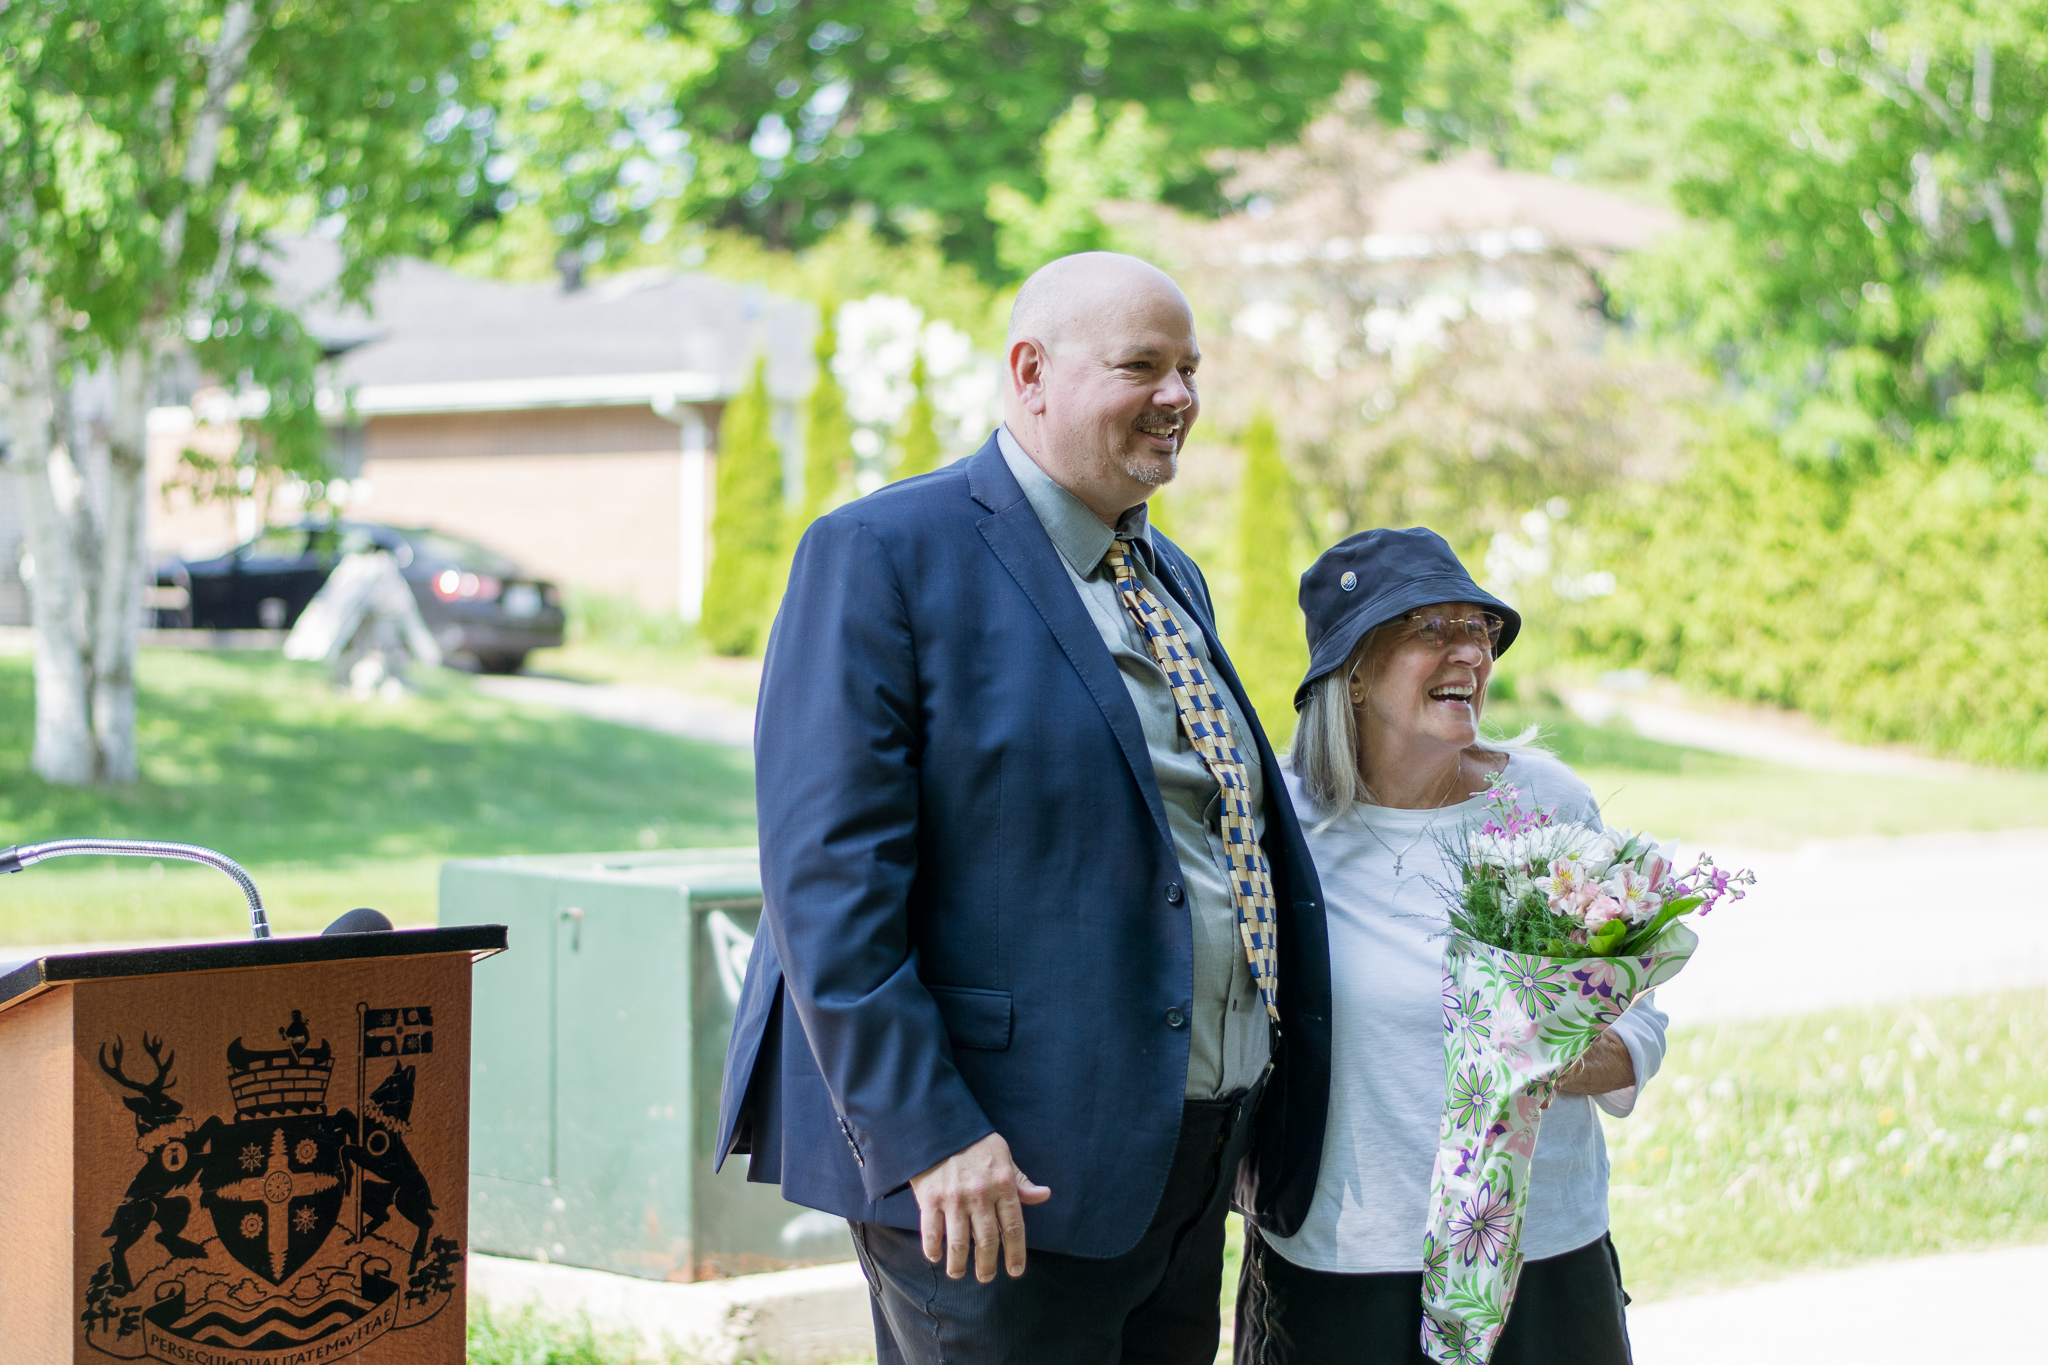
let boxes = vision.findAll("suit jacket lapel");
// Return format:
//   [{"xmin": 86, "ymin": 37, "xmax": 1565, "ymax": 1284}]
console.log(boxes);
[{"xmin": 968, "ymin": 440, "xmax": 1175, "ymax": 850}]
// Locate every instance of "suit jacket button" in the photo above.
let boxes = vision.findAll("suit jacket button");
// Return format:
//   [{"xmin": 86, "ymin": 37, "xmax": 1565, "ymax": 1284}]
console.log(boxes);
[
  {"xmin": 1165, "ymin": 883, "xmax": 1184, "ymax": 905},
  {"xmin": 1165, "ymin": 1007, "xmax": 1186, "ymax": 1028}
]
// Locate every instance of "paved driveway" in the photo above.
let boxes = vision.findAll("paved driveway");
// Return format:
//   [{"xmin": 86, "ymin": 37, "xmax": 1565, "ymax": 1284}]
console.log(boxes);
[
  {"xmin": 1627, "ymin": 1242, "xmax": 2045, "ymax": 1363},
  {"xmin": 1655, "ymin": 827, "xmax": 2048, "ymax": 1023},
  {"xmin": 471, "ymin": 673, "xmax": 755, "ymax": 748}
]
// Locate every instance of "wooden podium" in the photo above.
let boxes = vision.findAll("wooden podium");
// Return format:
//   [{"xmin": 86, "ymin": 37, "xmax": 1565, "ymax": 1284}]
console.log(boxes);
[{"xmin": 0, "ymin": 926, "xmax": 506, "ymax": 1364}]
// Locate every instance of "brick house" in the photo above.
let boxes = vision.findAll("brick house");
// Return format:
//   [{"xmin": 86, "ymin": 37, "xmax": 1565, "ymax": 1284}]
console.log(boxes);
[{"xmin": 145, "ymin": 239, "xmax": 815, "ymax": 622}]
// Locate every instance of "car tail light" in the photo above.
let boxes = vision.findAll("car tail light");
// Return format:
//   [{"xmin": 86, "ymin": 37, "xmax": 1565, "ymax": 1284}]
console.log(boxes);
[
  {"xmin": 432, "ymin": 569, "xmax": 502, "ymax": 601},
  {"xmin": 541, "ymin": 584, "xmax": 561, "ymax": 607}
]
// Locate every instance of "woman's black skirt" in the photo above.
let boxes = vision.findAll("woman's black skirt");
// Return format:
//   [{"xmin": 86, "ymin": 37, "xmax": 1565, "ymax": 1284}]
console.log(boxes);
[{"xmin": 1233, "ymin": 1223, "xmax": 1634, "ymax": 1365}]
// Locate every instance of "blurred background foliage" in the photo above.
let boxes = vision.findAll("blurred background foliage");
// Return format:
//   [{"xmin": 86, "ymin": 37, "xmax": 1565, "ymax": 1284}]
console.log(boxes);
[{"xmin": 13, "ymin": 0, "xmax": 2047, "ymax": 763}]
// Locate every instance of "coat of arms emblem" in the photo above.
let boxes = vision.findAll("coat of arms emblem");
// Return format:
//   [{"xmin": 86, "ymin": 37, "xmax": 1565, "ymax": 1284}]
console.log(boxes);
[{"xmin": 81, "ymin": 1006, "xmax": 458, "ymax": 1364}]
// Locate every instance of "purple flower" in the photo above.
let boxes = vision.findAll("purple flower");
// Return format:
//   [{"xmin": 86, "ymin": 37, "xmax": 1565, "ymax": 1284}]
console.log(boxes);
[
  {"xmin": 1448, "ymin": 1181, "xmax": 1517, "ymax": 1267},
  {"xmin": 1570, "ymin": 961, "xmax": 1621, "ymax": 1001}
]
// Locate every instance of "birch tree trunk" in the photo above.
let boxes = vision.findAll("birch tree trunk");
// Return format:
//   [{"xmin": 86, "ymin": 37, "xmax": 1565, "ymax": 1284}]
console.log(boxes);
[
  {"xmin": 1, "ymin": 274, "xmax": 100, "ymax": 784},
  {"xmin": 94, "ymin": 348, "xmax": 151, "ymax": 783}
]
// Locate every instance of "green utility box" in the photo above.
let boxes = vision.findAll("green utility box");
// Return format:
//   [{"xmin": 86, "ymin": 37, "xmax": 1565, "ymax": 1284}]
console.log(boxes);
[{"xmin": 439, "ymin": 847, "xmax": 851, "ymax": 1281}]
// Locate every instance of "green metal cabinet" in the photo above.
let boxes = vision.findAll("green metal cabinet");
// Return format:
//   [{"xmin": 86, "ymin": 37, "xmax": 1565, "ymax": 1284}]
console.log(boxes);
[{"xmin": 439, "ymin": 847, "xmax": 851, "ymax": 1280}]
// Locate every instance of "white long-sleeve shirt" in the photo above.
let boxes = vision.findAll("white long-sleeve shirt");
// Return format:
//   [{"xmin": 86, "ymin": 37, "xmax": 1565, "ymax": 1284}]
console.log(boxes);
[{"xmin": 1265, "ymin": 750, "xmax": 1668, "ymax": 1272}]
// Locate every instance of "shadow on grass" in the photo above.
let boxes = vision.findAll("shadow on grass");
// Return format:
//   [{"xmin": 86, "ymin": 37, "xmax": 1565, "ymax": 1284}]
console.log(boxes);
[{"xmin": 0, "ymin": 652, "xmax": 756, "ymax": 867}]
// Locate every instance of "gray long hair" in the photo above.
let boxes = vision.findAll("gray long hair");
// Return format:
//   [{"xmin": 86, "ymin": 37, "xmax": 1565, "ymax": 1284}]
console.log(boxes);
[{"xmin": 1285, "ymin": 626, "xmax": 1542, "ymax": 823}]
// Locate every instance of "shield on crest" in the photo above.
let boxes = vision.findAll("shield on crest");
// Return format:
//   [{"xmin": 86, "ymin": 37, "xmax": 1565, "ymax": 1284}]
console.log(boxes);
[{"xmin": 200, "ymin": 1113, "xmax": 351, "ymax": 1284}]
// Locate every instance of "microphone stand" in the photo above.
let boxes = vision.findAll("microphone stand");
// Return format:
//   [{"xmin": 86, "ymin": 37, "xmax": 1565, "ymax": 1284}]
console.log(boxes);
[{"xmin": 0, "ymin": 839, "xmax": 271, "ymax": 939}]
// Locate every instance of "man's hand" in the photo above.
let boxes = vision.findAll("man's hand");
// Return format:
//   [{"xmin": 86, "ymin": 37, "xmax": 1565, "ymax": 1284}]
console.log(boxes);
[
  {"xmin": 1557, "ymin": 1031, "xmax": 1636, "ymax": 1095},
  {"xmin": 908, "ymin": 1132, "xmax": 1052, "ymax": 1283}
]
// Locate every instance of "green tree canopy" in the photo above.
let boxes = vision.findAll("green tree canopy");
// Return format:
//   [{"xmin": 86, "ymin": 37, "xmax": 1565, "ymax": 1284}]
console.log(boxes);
[
  {"xmin": 1488, "ymin": 0, "xmax": 2048, "ymax": 478},
  {"xmin": 986, "ymin": 95, "xmax": 1164, "ymax": 276},
  {"xmin": 482, "ymin": 0, "xmax": 1434, "ymax": 277}
]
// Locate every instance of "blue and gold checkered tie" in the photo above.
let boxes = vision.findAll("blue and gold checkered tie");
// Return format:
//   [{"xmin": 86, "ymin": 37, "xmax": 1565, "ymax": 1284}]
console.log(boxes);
[{"xmin": 1105, "ymin": 539, "xmax": 1280, "ymax": 1022}]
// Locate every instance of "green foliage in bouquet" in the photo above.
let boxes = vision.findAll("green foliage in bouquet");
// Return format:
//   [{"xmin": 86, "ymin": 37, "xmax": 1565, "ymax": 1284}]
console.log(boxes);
[
  {"xmin": 1449, "ymin": 857, "xmax": 1583, "ymax": 958},
  {"xmin": 1451, "ymin": 858, "xmax": 1695, "ymax": 960},
  {"xmin": 1444, "ymin": 777, "xmax": 1742, "ymax": 961}
]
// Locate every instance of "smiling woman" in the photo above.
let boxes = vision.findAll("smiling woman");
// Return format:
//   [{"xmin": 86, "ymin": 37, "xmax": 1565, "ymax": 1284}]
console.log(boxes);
[
  {"xmin": 1289, "ymin": 531, "xmax": 1523, "ymax": 820},
  {"xmin": 1235, "ymin": 527, "xmax": 1659, "ymax": 1365}
]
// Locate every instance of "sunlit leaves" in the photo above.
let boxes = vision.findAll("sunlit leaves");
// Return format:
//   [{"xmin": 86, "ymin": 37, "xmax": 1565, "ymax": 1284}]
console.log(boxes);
[
  {"xmin": 1499, "ymin": 0, "xmax": 2048, "ymax": 473},
  {"xmin": 645, "ymin": 0, "xmax": 1433, "ymax": 273}
]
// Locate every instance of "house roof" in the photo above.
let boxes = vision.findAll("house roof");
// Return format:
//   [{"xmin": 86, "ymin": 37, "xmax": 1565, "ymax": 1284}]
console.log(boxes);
[
  {"xmin": 1366, "ymin": 153, "xmax": 1677, "ymax": 257},
  {"xmin": 267, "ymin": 237, "xmax": 816, "ymax": 417}
]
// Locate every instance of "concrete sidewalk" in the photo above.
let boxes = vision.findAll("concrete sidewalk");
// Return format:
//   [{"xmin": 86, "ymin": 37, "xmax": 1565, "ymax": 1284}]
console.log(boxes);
[
  {"xmin": 473, "ymin": 673, "xmax": 755, "ymax": 749},
  {"xmin": 468, "ymin": 1253, "xmax": 871, "ymax": 1364},
  {"xmin": 1562, "ymin": 684, "xmax": 1972, "ymax": 780},
  {"xmin": 1652, "ymin": 826, "xmax": 2048, "ymax": 1023},
  {"xmin": 1626, "ymin": 1241, "xmax": 2047, "ymax": 1363}
]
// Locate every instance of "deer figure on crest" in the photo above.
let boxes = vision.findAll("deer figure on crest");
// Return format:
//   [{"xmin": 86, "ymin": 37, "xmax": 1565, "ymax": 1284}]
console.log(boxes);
[{"xmin": 98, "ymin": 1034, "xmax": 221, "ymax": 1292}]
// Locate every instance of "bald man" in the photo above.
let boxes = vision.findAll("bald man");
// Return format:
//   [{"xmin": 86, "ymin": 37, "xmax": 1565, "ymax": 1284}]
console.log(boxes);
[{"xmin": 716, "ymin": 253, "xmax": 1331, "ymax": 1363}]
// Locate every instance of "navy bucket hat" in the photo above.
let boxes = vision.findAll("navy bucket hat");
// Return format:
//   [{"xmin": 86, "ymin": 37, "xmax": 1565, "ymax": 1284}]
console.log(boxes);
[{"xmin": 1292, "ymin": 527, "xmax": 1521, "ymax": 710}]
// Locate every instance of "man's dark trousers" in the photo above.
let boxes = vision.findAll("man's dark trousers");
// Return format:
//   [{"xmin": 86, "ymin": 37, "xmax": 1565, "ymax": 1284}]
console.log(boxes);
[{"xmin": 855, "ymin": 1080, "xmax": 1263, "ymax": 1365}]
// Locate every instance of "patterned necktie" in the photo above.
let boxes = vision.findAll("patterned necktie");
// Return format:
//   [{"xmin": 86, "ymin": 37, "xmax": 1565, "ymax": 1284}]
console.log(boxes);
[{"xmin": 1104, "ymin": 538, "xmax": 1280, "ymax": 1022}]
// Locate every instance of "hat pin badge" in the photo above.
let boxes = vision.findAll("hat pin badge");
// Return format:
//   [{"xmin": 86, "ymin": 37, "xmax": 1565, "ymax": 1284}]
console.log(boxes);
[{"xmin": 1340, "ymin": 571, "xmax": 1357, "ymax": 591}]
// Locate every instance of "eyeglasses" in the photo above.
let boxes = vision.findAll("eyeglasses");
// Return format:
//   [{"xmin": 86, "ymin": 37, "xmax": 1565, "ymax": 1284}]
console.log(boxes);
[{"xmin": 1404, "ymin": 611, "xmax": 1503, "ymax": 652}]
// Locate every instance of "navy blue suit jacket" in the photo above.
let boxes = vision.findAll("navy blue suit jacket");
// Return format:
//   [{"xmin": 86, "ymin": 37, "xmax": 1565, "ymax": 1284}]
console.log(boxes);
[{"xmin": 715, "ymin": 434, "xmax": 1331, "ymax": 1257}]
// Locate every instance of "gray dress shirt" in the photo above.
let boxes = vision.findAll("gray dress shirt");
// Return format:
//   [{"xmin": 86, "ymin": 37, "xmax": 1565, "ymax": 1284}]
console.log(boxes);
[{"xmin": 997, "ymin": 425, "xmax": 1274, "ymax": 1099}]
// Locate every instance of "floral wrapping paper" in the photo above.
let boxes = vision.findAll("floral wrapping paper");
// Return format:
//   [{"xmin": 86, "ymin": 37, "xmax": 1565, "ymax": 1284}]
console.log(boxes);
[{"xmin": 1419, "ymin": 924, "xmax": 1697, "ymax": 1364}]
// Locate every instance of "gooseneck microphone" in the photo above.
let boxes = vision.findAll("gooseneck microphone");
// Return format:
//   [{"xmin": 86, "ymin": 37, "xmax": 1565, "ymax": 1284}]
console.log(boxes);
[{"xmin": 0, "ymin": 839, "xmax": 272, "ymax": 940}]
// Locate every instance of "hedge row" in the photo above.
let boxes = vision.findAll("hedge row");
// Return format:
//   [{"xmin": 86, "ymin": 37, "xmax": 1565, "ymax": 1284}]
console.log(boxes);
[{"xmin": 1571, "ymin": 432, "xmax": 2048, "ymax": 767}]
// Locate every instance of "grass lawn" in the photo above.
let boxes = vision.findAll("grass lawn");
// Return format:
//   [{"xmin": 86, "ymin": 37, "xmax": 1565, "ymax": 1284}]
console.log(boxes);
[
  {"xmin": 468, "ymin": 1299, "xmax": 872, "ymax": 1364},
  {"xmin": 0, "ymin": 650, "xmax": 755, "ymax": 945},
  {"xmin": 1601, "ymin": 987, "xmax": 2048, "ymax": 1300},
  {"xmin": 1485, "ymin": 702, "xmax": 2048, "ymax": 848}
]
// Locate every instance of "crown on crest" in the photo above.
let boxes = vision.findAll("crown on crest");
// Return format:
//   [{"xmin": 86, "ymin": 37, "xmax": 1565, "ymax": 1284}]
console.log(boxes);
[{"xmin": 225, "ymin": 1021, "xmax": 334, "ymax": 1120}]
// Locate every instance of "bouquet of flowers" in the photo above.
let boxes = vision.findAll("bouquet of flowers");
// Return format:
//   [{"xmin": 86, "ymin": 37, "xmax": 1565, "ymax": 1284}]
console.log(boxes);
[{"xmin": 1420, "ymin": 776, "xmax": 1753, "ymax": 1364}]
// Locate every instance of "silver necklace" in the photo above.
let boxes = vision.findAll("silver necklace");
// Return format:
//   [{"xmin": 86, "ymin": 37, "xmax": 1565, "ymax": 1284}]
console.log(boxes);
[
  {"xmin": 1359, "ymin": 814, "xmax": 1440, "ymax": 877},
  {"xmin": 1359, "ymin": 763, "xmax": 1462, "ymax": 876}
]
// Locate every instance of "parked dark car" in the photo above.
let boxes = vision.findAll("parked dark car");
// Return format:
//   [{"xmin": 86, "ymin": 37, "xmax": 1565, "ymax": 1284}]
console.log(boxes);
[{"xmin": 153, "ymin": 519, "xmax": 566, "ymax": 673}]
